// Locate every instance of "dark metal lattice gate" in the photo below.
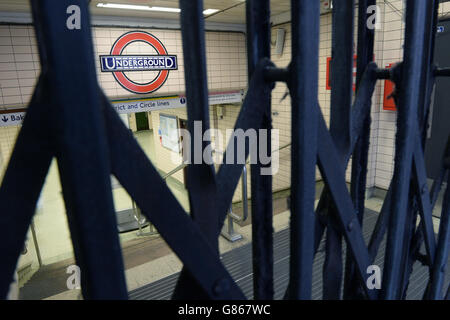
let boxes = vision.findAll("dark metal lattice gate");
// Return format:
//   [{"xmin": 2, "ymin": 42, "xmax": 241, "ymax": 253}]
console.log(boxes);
[{"xmin": 0, "ymin": 0, "xmax": 449, "ymax": 300}]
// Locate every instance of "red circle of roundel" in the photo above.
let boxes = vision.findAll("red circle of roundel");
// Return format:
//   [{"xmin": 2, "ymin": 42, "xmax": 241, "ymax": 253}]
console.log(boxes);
[{"xmin": 110, "ymin": 31, "xmax": 170, "ymax": 94}]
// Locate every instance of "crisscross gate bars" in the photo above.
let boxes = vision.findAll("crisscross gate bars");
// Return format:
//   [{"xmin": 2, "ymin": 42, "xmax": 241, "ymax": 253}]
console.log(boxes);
[{"xmin": 0, "ymin": 0, "xmax": 449, "ymax": 300}]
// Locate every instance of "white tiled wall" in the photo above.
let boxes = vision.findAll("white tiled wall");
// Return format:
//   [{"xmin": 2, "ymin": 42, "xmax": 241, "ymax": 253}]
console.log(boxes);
[
  {"xmin": 1, "ymin": 1, "xmax": 449, "ymax": 198},
  {"xmin": 0, "ymin": 25, "xmax": 39, "ymax": 107},
  {"xmin": 93, "ymin": 28, "xmax": 248, "ymax": 98},
  {"xmin": 269, "ymin": 12, "xmax": 379, "ymax": 191},
  {"xmin": 0, "ymin": 26, "xmax": 247, "ymax": 108},
  {"xmin": 0, "ymin": 26, "xmax": 247, "ymax": 175},
  {"xmin": 0, "ymin": 25, "xmax": 248, "ymax": 265},
  {"xmin": 372, "ymin": 0, "xmax": 450, "ymax": 190},
  {"xmin": 265, "ymin": 0, "xmax": 450, "ymax": 193},
  {"xmin": 372, "ymin": 0, "xmax": 404, "ymax": 190},
  {"xmin": 149, "ymin": 103, "xmax": 252, "ymax": 204}
]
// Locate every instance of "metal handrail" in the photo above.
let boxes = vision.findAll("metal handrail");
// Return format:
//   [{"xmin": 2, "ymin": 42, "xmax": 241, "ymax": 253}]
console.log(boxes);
[
  {"xmin": 215, "ymin": 142, "xmax": 291, "ymax": 224},
  {"xmin": 213, "ymin": 142, "xmax": 291, "ymax": 156},
  {"xmin": 241, "ymin": 165, "xmax": 249, "ymax": 221},
  {"xmin": 132, "ymin": 162, "xmax": 188, "ymax": 236},
  {"xmin": 156, "ymin": 141, "xmax": 292, "ymax": 185},
  {"xmin": 162, "ymin": 163, "xmax": 188, "ymax": 180},
  {"xmin": 134, "ymin": 143, "xmax": 291, "ymax": 240},
  {"xmin": 240, "ymin": 142, "xmax": 290, "ymax": 221},
  {"xmin": 274, "ymin": 142, "xmax": 291, "ymax": 153},
  {"xmin": 112, "ymin": 163, "xmax": 187, "ymax": 189},
  {"xmin": 246, "ymin": 141, "xmax": 291, "ymax": 164}
]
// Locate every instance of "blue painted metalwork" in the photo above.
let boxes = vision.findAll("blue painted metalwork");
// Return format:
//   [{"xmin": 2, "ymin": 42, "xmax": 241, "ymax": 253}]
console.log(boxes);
[
  {"xmin": 284, "ymin": 0, "xmax": 319, "ymax": 300},
  {"xmin": 345, "ymin": 0, "xmax": 376, "ymax": 300},
  {"xmin": 245, "ymin": 0, "xmax": 275, "ymax": 300},
  {"xmin": 382, "ymin": 0, "xmax": 436, "ymax": 299},
  {"xmin": 171, "ymin": 0, "xmax": 219, "ymax": 300},
  {"xmin": 0, "ymin": 0, "xmax": 449, "ymax": 300}
]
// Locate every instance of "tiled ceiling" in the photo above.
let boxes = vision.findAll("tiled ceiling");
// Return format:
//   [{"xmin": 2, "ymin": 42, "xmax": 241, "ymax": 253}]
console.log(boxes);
[{"xmin": 0, "ymin": 0, "xmax": 292, "ymax": 24}]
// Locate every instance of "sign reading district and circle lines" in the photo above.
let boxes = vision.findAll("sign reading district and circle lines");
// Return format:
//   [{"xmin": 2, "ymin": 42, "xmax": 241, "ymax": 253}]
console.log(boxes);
[{"xmin": 100, "ymin": 31, "xmax": 178, "ymax": 94}]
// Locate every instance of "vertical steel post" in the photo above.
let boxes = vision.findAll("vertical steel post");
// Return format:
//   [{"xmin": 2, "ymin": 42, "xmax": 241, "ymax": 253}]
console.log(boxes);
[
  {"xmin": 427, "ymin": 173, "xmax": 450, "ymax": 299},
  {"xmin": 345, "ymin": 0, "xmax": 376, "ymax": 299},
  {"xmin": 173, "ymin": 0, "xmax": 218, "ymax": 299},
  {"xmin": 329, "ymin": 0, "xmax": 354, "ymax": 153},
  {"xmin": 30, "ymin": 220, "xmax": 42, "ymax": 268},
  {"xmin": 31, "ymin": 0, "xmax": 128, "ymax": 299},
  {"xmin": 400, "ymin": 1, "xmax": 439, "ymax": 296},
  {"xmin": 0, "ymin": 80, "xmax": 53, "ymax": 298},
  {"xmin": 382, "ymin": 0, "xmax": 435, "ymax": 299},
  {"xmin": 417, "ymin": 0, "xmax": 439, "ymax": 136},
  {"xmin": 246, "ymin": 0, "xmax": 273, "ymax": 299},
  {"xmin": 241, "ymin": 165, "xmax": 249, "ymax": 221},
  {"xmin": 285, "ymin": 0, "xmax": 319, "ymax": 300},
  {"xmin": 400, "ymin": 0, "xmax": 439, "ymax": 295},
  {"xmin": 323, "ymin": 0, "xmax": 354, "ymax": 300}
]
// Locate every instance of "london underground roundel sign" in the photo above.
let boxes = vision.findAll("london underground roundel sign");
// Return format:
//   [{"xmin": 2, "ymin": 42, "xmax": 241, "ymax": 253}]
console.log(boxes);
[{"xmin": 100, "ymin": 31, "xmax": 178, "ymax": 94}]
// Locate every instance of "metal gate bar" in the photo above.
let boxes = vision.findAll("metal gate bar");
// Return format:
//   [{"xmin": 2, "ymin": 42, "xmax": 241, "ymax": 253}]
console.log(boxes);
[
  {"xmin": 35, "ymin": 1, "xmax": 128, "ymax": 299},
  {"xmin": 171, "ymin": 0, "xmax": 219, "ymax": 300},
  {"xmin": 102, "ymin": 97, "xmax": 245, "ymax": 299},
  {"xmin": 285, "ymin": 0, "xmax": 319, "ymax": 300},
  {"xmin": 128, "ymin": 209, "xmax": 449, "ymax": 300},
  {"xmin": 323, "ymin": 0, "xmax": 355, "ymax": 300},
  {"xmin": 0, "ymin": 80, "xmax": 53, "ymax": 299},
  {"xmin": 382, "ymin": 0, "xmax": 435, "ymax": 299},
  {"xmin": 344, "ymin": 0, "xmax": 376, "ymax": 299},
  {"xmin": 246, "ymin": 0, "xmax": 274, "ymax": 300},
  {"xmin": 0, "ymin": 0, "xmax": 449, "ymax": 300}
]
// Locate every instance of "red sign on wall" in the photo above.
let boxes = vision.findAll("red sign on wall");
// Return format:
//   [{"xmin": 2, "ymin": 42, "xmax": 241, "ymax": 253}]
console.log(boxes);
[{"xmin": 383, "ymin": 63, "xmax": 396, "ymax": 111}]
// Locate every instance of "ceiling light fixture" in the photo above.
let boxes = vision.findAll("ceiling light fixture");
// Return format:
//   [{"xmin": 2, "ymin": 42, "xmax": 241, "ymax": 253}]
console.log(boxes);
[
  {"xmin": 97, "ymin": 4, "xmax": 220, "ymax": 16},
  {"xmin": 203, "ymin": 8, "xmax": 220, "ymax": 16},
  {"xmin": 97, "ymin": 3, "xmax": 181, "ymax": 13},
  {"xmin": 150, "ymin": 6, "xmax": 182, "ymax": 13}
]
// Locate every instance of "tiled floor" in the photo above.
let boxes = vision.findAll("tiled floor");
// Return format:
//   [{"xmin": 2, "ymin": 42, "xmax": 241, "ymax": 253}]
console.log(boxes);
[
  {"xmin": 16, "ymin": 132, "xmax": 446, "ymax": 300},
  {"xmin": 19, "ymin": 129, "xmax": 192, "ymax": 299},
  {"xmin": 35, "ymin": 197, "xmax": 385, "ymax": 300},
  {"xmin": 22, "ymin": 193, "xmax": 445, "ymax": 300},
  {"xmin": 27, "ymin": 129, "xmax": 163, "ymax": 268}
]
